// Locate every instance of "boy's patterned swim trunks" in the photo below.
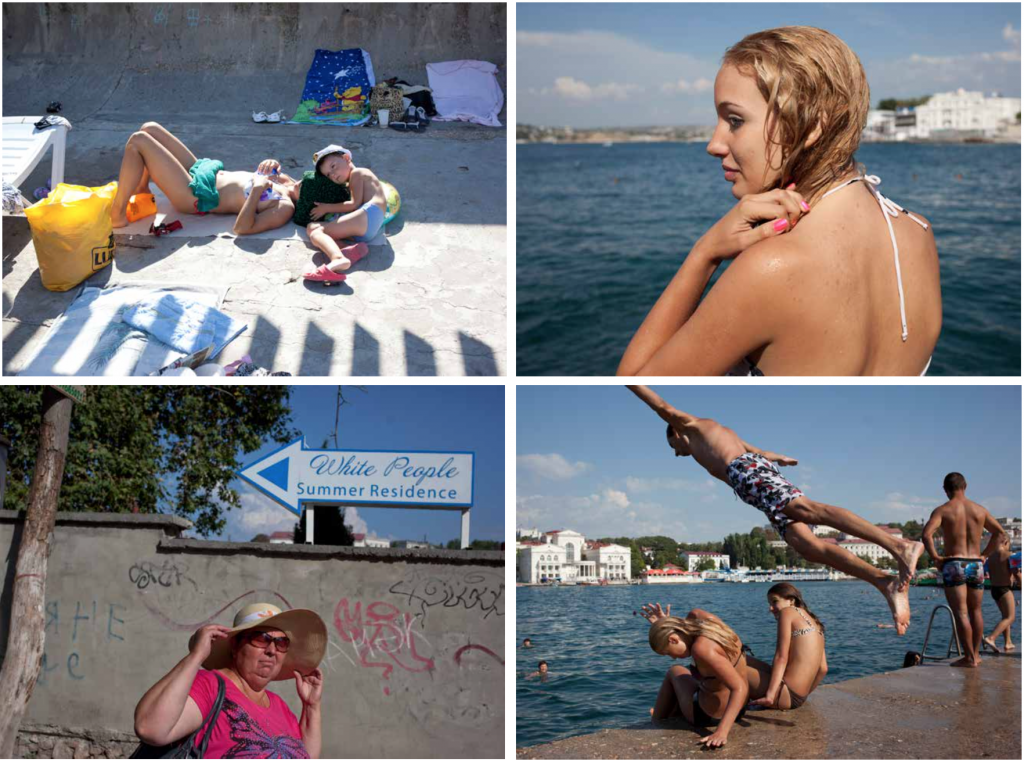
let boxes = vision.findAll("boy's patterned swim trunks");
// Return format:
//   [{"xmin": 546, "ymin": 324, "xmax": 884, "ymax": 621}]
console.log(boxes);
[
  {"xmin": 941, "ymin": 558, "xmax": 985, "ymax": 589},
  {"xmin": 725, "ymin": 452, "xmax": 805, "ymax": 539}
]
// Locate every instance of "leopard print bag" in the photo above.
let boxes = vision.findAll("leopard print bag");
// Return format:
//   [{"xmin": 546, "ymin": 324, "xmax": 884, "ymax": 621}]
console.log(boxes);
[{"xmin": 370, "ymin": 85, "xmax": 405, "ymax": 119}]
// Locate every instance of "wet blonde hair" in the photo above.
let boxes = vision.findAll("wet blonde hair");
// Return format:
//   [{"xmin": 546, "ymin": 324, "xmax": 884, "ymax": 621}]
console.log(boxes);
[
  {"xmin": 722, "ymin": 26, "xmax": 870, "ymax": 204},
  {"xmin": 649, "ymin": 615, "xmax": 742, "ymax": 664}
]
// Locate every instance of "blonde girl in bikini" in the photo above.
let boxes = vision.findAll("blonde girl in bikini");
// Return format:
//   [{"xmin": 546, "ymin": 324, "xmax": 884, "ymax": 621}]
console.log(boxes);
[
  {"xmin": 746, "ymin": 583, "xmax": 828, "ymax": 710},
  {"xmin": 647, "ymin": 608, "xmax": 749, "ymax": 749}
]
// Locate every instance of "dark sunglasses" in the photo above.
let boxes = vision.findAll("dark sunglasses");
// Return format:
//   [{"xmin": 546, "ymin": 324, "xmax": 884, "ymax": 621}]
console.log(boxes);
[{"xmin": 244, "ymin": 631, "xmax": 291, "ymax": 652}]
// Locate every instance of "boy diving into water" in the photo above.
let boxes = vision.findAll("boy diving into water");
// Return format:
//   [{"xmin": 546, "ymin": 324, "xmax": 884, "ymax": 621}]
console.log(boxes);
[{"xmin": 627, "ymin": 385, "xmax": 924, "ymax": 634}]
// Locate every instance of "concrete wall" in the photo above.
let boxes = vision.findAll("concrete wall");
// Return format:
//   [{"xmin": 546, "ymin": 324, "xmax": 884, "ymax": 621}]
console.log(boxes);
[
  {"xmin": 2, "ymin": 3, "xmax": 507, "ymax": 122},
  {"xmin": 0, "ymin": 511, "xmax": 504, "ymax": 758}
]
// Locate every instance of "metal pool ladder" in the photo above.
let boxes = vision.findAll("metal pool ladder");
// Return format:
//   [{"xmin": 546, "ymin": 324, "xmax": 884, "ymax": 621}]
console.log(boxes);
[{"xmin": 920, "ymin": 604, "xmax": 962, "ymax": 661}]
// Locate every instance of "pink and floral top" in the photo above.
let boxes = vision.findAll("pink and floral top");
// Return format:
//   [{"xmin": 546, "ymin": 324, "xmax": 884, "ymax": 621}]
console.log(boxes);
[{"xmin": 189, "ymin": 669, "xmax": 309, "ymax": 759}]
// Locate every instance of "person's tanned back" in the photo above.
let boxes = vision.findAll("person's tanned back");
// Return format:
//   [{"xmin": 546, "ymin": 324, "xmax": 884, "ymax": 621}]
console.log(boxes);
[{"xmin": 932, "ymin": 494, "xmax": 991, "ymax": 558}]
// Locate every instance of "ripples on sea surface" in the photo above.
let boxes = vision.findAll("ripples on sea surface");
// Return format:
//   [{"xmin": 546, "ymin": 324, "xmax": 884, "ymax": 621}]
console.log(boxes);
[
  {"xmin": 516, "ymin": 143, "xmax": 1021, "ymax": 376},
  {"xmin": 515, "ymin": 581, "xmax": 1022, "ymax": 748}
]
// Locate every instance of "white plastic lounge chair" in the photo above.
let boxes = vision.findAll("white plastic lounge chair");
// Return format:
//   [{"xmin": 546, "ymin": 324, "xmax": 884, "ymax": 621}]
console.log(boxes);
[{"xmin": 2, "ymin": 116, "xmax": 70, "ymax": 215}]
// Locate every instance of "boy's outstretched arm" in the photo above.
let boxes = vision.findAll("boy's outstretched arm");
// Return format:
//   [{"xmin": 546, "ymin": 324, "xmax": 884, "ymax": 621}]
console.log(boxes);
[
  {"xmin": 626, "ymin": 385, "xmax": 696, "ymax": 429},
  {"xmin": 739, "ymin": 439, "xmax": 798, "ymax": 466}
]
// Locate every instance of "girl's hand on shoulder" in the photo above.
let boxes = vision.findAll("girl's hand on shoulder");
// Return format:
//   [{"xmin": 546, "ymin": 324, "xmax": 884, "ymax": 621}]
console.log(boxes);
[
  {"xmin": 697, "ymin": 728, "xmax": 729, "ymax": 748},
  {"xmin": 699, "ymin": 183, "xmax": 810, "ymax": 262}
]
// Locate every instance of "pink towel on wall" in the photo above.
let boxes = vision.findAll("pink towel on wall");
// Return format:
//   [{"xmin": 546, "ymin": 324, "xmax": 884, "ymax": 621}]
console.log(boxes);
[{"xmin": 426, "ymin": 60, "xmax": 504, "ymax": 127}]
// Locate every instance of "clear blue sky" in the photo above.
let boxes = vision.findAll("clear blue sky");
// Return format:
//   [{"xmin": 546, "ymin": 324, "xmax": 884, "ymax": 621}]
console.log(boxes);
[
  {"xmin": 517, "ymin": 385, "xmax": 1021, "ymax": 543},
  {"xmin": 518, "ymin": 3, "xmax": 1022, "ymax": 127},
  {"xmin": 205, "ymin": 386, "xmax": 503, "ymax": 545}
]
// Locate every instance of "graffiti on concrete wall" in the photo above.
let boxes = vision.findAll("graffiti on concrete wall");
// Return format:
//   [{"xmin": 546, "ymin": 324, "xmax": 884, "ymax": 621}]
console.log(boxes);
[
  {"xmin": 333, "ymin": 598, "xmax": 435, "ymax": 695},
  {"xmin": 128, "ymin": 559, "xmax": 198, "ymax": 591},
  {"xmin": 38, "ymin": 599, "xmax": 128, "ymax": 685},
  {"xmin": 388, "ymin": 570, "xmax": 504, "ymax": 623}
]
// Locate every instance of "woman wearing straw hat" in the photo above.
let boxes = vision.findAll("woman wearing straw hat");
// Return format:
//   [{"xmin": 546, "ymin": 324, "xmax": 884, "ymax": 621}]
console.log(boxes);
[{"xmin": 134, "ymin": 603, "xmax": 328, "ymax": 758}]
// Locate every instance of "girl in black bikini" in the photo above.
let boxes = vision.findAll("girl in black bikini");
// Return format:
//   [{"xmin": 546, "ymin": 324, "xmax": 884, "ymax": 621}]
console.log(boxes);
[
  {"xmin": 746, "ymin": 583, "xmax": 828, "ymax": 710},
  {"xmin": 647, "ymin": 608, "xmax": 749, "ymax": 749}
]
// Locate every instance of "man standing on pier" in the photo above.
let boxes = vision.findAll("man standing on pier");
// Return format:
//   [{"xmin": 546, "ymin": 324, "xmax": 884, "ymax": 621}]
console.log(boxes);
[{"xmin": 922, "ymin": 473, "xmax": 1008, "ymax": 667}]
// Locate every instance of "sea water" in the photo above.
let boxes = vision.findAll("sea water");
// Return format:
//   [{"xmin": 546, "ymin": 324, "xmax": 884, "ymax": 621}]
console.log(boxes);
[
  {"xmin": 515, "ymin": 581, "xmax": 1022, "ymax": 748},
  {"xmin": 516, "ymin": 142, "xmax": 1021, "ymax": 376}
]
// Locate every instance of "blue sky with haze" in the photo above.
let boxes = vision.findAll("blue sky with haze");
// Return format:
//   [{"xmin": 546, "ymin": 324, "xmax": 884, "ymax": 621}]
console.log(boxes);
[
  {"xmin": 199, "ymin": 386, "xmax": 504, "ymax": 545},
  {"xmin": 517, "ymin": 386, "xmax": 1021, "ymax": 543},
  {"xmin": 518, "ymin": 3, "xmax": 1022, "ymax": 127}
]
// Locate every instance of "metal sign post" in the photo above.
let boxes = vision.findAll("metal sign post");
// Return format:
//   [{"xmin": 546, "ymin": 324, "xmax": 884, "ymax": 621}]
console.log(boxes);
[{"xmin": 239, "ymin": 438, "xmax": 475, "ymax": 547}]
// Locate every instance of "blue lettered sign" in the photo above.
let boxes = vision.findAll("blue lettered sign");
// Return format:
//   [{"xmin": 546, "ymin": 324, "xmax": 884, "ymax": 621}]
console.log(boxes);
[{"xmin": 238, "ymin": 438, "xmax": 475, "ymax": 516}]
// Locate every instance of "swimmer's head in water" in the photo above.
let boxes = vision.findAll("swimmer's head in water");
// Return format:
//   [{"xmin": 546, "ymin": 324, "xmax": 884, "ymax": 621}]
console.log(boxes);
[
  {"xmin": 665, "ymin": 423, "xmax": 691, "ymax": 458},
  {"xmin": 943, "ymin": 472, "xmax": 967, "ymax": 497},
  {"xmin": 710, "ymin": 26, "xmax": 869, "ymax": 204},
  {"xmin": 523, "ymin": 638, "xmax": 532, "ymax": 647},
  {"xmin": 537, "ymin": 660, "xmax": 548, "ymax": 674}
]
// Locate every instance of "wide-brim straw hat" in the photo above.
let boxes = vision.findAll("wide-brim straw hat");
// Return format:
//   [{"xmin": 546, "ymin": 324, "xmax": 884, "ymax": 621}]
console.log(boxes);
[{"xmin": 188, "ymin": 603, "xmax": 327, "ymax": 681}]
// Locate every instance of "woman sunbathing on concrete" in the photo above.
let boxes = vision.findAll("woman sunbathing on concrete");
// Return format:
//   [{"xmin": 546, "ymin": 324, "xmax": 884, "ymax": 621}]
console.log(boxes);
[
  {"xmin": 646, "ymin": 608, "xmax": 749, "ymax": 749},
  {"xmin": 746, "ymin": 583, "xmax": 828, "ymax": 710},
  {"xmin": 109, "ymin": 122, "xmax": 299, "ymax": 235}
]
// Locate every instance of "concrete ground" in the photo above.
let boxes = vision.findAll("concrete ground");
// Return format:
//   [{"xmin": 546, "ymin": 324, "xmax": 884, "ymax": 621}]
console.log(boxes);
[
  {"xmin": 2, "ymin": 120, "xmax": 506, "ymax": 376},
  {"xmin": 517, "ymin": 653, "xmax": 1022, "ymax": 759},
  {"xmin": 2, "ymin": 2, "xmax": 506, "ymax": 376}
]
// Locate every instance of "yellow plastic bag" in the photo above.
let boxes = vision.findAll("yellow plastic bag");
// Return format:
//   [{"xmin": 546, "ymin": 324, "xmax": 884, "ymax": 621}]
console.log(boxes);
[{"xmin": 25, "ymin": 181, "xmax": 118, "ymax": 292}]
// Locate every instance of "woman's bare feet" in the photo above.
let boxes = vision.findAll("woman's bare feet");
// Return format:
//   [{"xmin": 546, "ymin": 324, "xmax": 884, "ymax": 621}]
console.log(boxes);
[
  {"xmin": 982, "ymin": 637, "xmax": 1000, "ymax": 654},
  {"xmin": 1005, "ymin": 643, "xmax": 1016, "ymax": 651},
  {"xmin": 895, "ymin": 540, "xmax": 925, "ymax": 591},
  {"xmin": 880, "ymin": 577, "xmax": 911, "ymax": 635},
  {"xmin": 110, "ymin": 209, "xmax": 129, "ymax": 228}
]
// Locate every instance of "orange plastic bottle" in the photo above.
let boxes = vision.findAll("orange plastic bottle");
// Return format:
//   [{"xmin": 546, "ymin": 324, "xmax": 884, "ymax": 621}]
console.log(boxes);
[{"xmin": 126, "ymin": 193, "xmax": 157, "ymax": 222}]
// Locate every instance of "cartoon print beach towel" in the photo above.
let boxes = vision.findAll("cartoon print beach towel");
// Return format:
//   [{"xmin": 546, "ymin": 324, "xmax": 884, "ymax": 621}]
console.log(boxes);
[{"xmin": 291, "ymin": 48, "xmax": 376, "ymax": 126}]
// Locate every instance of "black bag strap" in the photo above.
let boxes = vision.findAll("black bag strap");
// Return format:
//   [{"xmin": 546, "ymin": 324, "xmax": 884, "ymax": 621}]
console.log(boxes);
[{"xmin": 193, "ymin": 672, "xmax": 227, "ymax": 758}]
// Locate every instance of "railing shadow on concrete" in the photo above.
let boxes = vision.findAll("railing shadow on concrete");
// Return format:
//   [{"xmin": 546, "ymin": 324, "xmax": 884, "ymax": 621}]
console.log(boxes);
[
  {"xmin": 458, "ymin": 331, "xmax": 498, "ymax": 376},
  {"xmin": 351, "ymin": 322, "xmax": 380, "ymax": 375},
  {"xmin": 298, "ymin": 321, "xmax": 334, "ymax": 377},
  {"xmin": 249, "ymin": 314, "xmax": 281, "ymax": 371},
  {"xmin": 404, "ymin": 329, "xmax": 438, "ymax": 376}
]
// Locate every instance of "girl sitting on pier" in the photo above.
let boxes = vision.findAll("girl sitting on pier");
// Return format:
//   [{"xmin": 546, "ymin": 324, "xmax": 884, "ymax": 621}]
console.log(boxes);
[
  {"xmin": 746, "ymin": 583, "xmax": 828, "ymax": 710},
  {"xmin": 647, "ymin": 608, "xmax": 749, "ymax": 748}
]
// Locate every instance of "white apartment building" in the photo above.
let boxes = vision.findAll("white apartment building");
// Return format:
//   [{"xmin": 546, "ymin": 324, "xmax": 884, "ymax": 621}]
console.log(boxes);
[
  {"xmin": 353, "ymin": 533, "xmax": 391, "ymax": 548},
  {"xmin": 839, "ymin": 538, "xmax": 889, "ymax": 563},
  {"xmin": 680, "ymin": 551, "xmax": 731, "ymax": 571},
  {"xmin": 585, "ymin": 542, "xmax": 631, "ymax": 581},
  {"xmin": 518, "ymin": 541, "xmax": 568, "ymax": 583},
  {"xmin": 916, "ymin": 89, "xmax": 1020, "ymax": 137},
  {"xmin": 518, "ymin": 530, "xmax": 632, "ymax": 583}
]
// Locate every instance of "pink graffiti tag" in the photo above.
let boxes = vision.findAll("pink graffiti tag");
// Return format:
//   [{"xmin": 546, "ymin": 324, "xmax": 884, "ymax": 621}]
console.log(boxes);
[
  {"xmin": 334, "ymin": 598, "xmax": 435, "ymax": 693},
  {"xmin": 454, "ymin": 644, "xmax": 504, "ymax": 666}
]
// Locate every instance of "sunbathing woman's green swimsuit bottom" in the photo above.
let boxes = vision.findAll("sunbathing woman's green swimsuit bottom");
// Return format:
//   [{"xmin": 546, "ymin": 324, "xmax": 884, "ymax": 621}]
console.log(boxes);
[{"xmin": 188, "ymin": 158, "xmax": 224, "ymax": 213}]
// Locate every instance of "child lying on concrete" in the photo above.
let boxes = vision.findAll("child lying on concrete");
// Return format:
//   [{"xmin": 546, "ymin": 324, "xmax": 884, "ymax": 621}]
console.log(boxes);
[
  {"xmin": 627, "ymin": 385, "xmax": 924, "ymax": 634},
  {"xmin": 303, "ymin": 145, "xmax": 389, "ymax": 280}
]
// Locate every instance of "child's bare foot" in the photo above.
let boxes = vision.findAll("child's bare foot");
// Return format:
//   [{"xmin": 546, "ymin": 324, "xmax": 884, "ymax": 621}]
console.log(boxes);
[
  {"xmin": 327, "ymin": 243, "xmax": 369, "ymax": 273},
  {"xmin": 880, "ymin": 577, "xmax": 911, "ymax": 635},
  {"xmin": 982, "ymin": 637, "xmax": 1000, "ymax": 654},
  {"xmin": 895, "ymin": 540, "xmax": 924, "ymax": 591}
]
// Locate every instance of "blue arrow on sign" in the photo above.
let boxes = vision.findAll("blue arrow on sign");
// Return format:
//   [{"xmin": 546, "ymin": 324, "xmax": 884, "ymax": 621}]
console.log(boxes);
[{"xmin": 238, "ymin": 437, "xmax": 475, "ymax": 516}]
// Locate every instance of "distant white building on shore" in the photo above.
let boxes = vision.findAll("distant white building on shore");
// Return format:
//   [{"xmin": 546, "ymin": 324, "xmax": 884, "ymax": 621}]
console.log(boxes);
[
  {"xmin": 864, "ymin": 89, "xmax": 1021, "ymax": 142},
  {"xmin": 517, "ymin": 529, "xmax": 631, "ymax": 583},
  {"xmin": 680, "ymin": 551, "xmax": 731, "ymax": 571},
  {"xmin": 353, "ymin": 533, "xmax": 390, "ymax": 549}
]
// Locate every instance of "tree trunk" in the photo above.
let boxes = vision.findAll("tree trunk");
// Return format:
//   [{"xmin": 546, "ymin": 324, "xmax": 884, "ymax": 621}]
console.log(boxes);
[{"xmin": 0, "ymin": 388, "xmax": 74, "ymax": 758}]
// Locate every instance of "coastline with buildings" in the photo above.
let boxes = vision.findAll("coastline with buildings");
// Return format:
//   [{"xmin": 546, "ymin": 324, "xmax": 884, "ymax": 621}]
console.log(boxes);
[
  {"xmin": 517, "ymin": 516, "xmax": 1022, "ymax": 586},
  {"xmin": 518, "ymin": 88, "xmax": 1021, "ymax": 145}
]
